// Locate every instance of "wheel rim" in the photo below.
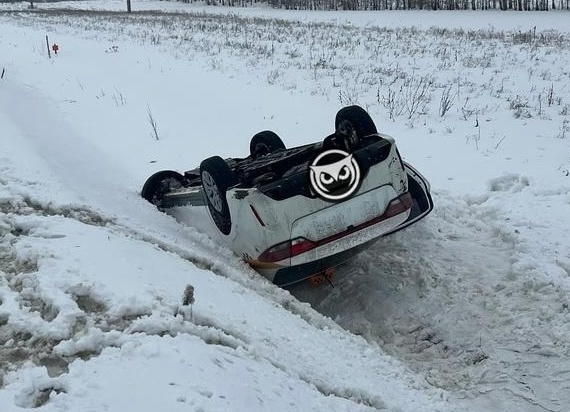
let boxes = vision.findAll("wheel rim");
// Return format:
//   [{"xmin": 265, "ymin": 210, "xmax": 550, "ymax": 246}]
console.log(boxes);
[
  {"xmin": 337, "ymin": 119, "xmax": 359, "ymax": 149},
  {"xmin": 202, "ymin": 171, "xmax": 223, "ymax": 213}
]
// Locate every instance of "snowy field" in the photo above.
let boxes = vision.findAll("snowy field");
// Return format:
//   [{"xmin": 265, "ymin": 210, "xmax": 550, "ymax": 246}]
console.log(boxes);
[{"xmin": 1, "ymin": 1, "xmax": 570, "ymax": 411}]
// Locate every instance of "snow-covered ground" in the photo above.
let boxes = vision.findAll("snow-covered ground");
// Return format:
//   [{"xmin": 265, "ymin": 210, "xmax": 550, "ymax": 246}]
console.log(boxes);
[{"xmin": 1, "ymin": 2, "xmax": 569, "ymax": 411}]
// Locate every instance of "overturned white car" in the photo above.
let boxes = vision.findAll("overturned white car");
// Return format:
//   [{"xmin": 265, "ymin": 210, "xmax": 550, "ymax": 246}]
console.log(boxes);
[{"xmin": 141, "ymin": 106, "xmax": 433, "ymax": 286}]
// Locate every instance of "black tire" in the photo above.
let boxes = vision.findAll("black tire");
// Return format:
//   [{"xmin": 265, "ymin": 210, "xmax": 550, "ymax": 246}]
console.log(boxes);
[
  {"xmin": 200, "ymin": 156, "xmax": 237, "ymax": 236},
  {"xmin": 249, "ymin": 130, "xmax": 286, "ymax": 159},
  {"xmin": 141, "ymin": 170, "xmax": 185, "ymax": 207},
  {"xmin": 335, "ymin": 105, "xmax": 378, "ymax": 150}
]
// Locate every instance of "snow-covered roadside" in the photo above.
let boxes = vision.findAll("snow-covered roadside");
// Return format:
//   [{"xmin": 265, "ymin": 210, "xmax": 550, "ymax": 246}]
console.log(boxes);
[
  {"xmin": 291, "ymin": 177, "xmax": 570, "ymax": 411},
  {"xmin": 1, "ymin": 3, "xmax": 569, "ymax": 412},
  {"xmin": 0, "ymin": 173, "xmax": 446, "ymax": 412},
  {"xmin": 0, "ymin": 19, "xmax": 458, "ymax": 412}
]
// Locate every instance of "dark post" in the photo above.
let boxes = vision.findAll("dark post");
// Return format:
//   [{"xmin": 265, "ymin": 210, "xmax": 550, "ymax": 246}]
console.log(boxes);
[
  {"xmin": 127, "ymin": 0, "xmax": 132, "ymax": 12},
  {"xmin": 46, "ymin": 35, "xmax": 51, "ymax": 58}
]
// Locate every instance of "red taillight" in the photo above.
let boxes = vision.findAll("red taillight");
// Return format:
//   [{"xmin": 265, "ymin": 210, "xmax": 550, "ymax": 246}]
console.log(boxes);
[
  {"xmin": 291, "ymin": 237, "xmax": 316, "ymax": 256},
  {"xmin": 258, "ymin": 237, "xmax": 316, "ymax": 262},
  {"xmin": 257, "ymin": 193, "xmax": 411, "ymax": 263}
]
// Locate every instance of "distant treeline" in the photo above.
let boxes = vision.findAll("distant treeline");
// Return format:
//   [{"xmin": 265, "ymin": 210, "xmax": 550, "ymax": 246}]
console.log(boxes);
[
  {"xmin": 182, "ymin": 0, "xmax": 569, "ymax": 10},
  {"xmin": 3, "ymin": 0, "xmax": 568, "ymax": 11}
]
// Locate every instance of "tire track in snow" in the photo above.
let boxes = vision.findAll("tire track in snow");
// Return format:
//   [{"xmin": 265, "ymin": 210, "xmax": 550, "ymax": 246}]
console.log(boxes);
[
  {"xmin": 0, "ymin": 189, "xmax": 417, "ymax": 412},
  {"xmin": 0, "ymin": 83, "xmax": 388, "ymax": 410},
  {"xmin": 0, "ymin": 188, "xmax": 115, "ymax": 384},
  {"xmin": 0, "ymin": 206, "xmax": 253, "ymax": 410},
  {"xmin": 0, "ymin": 170, "xmax": 446, "ymax": 408}
]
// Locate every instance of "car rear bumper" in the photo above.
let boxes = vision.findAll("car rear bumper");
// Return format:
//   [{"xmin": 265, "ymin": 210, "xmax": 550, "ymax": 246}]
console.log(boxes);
[
  {"xmin": 272, "ymin": 237, "xmax": 378, "ymax": 286},
  {"xmin": 251, "ymin": 164, "xmax": 433, "ymax": 286},
  {"xmin": 250, "ymin": 192, "xmax": 412, "ymax": 285},
  {"xmin": 288, "ymin": 193, "xmax": 411, "ymax": 266}
]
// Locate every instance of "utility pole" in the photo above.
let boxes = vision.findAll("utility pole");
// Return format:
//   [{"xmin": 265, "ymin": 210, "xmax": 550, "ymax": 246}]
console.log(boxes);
[{"xmin": 127, "ymin": 0, "xmax": 132, "ymax": 13}]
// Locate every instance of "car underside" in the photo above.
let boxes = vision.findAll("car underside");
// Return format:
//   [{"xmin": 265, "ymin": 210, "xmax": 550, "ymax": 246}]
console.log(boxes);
[{"xmin": 141, "ymin": 106, "xmax": 433, "ymax": 286}]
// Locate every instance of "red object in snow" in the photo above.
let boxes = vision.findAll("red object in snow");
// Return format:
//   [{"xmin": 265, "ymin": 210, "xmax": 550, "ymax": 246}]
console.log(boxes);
[{"xmin": 52, "ymin": 44, "xmax": 59, "ymax": 54}]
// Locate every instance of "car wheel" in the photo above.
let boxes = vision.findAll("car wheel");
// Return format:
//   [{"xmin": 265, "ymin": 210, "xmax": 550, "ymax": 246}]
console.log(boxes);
[
  {"xmin": 141, "ymin": 170, "xmax": 185, "ymax": 207},
  {"xmin": 250, "ymin": 130, "xmax": 286, "ymax": 159},
  {"xmin": 200, "ymin": 156, "xmax": 237, "ymax": 236},
  {"xmin": 335, "ymin": 105, "xmax": 378, "ymax": 151}
]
